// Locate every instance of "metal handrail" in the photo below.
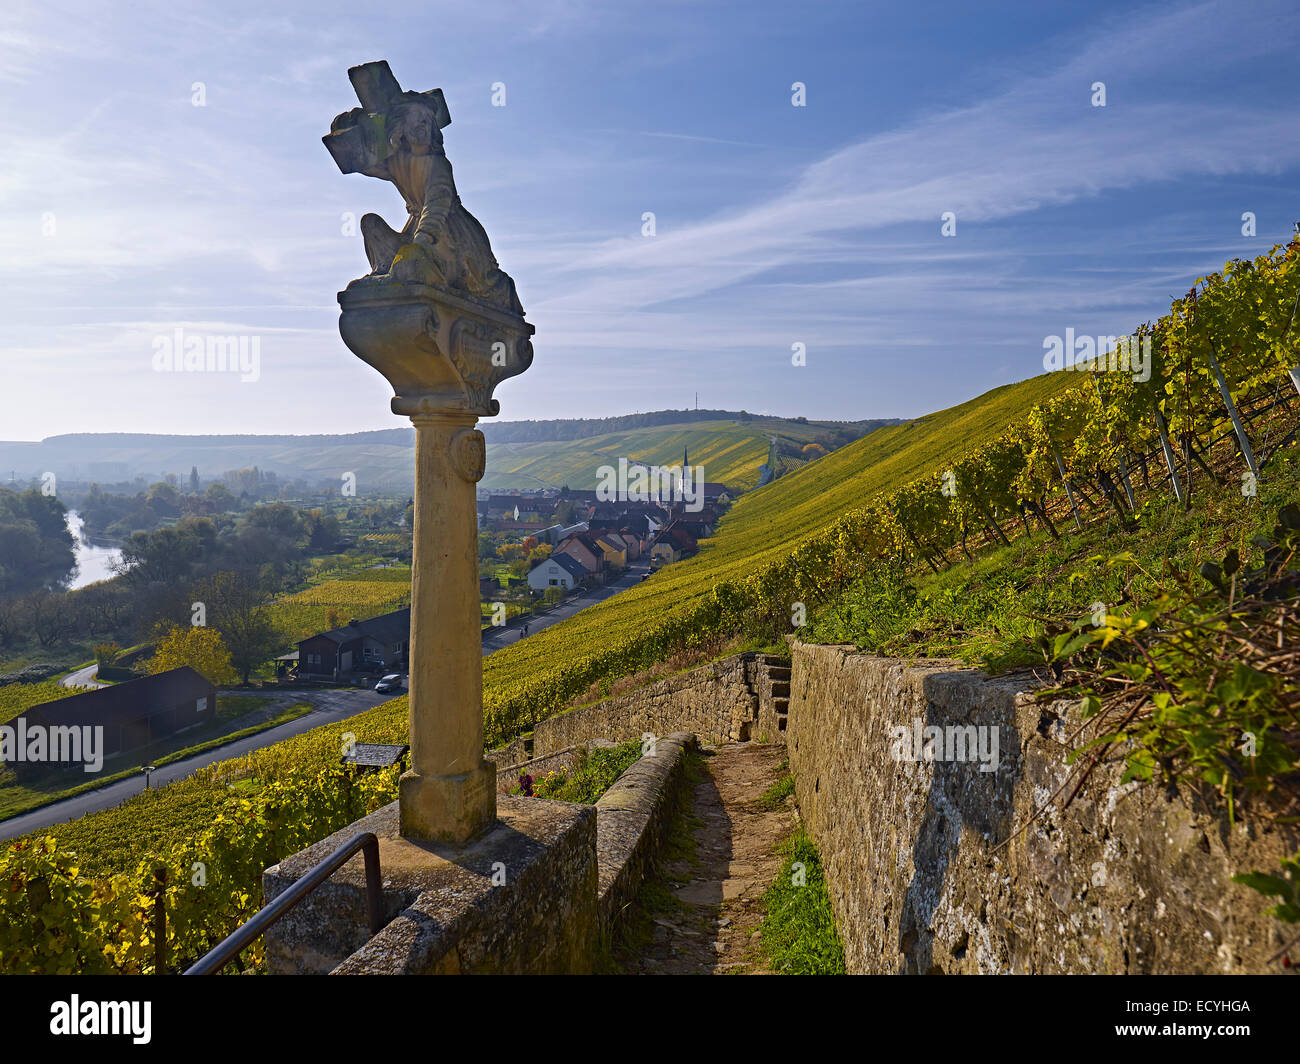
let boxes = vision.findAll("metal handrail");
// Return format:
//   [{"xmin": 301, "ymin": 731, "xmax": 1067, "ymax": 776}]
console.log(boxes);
[{"xmin": 184, "ymin": 832, "xmax": 385, "ymax": 975}]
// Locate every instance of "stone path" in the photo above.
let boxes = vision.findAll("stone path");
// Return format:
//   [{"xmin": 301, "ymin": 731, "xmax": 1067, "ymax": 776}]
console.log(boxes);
[{"xmin": 625, "ymin": 741, "xmax": 795, "ymax": 974}]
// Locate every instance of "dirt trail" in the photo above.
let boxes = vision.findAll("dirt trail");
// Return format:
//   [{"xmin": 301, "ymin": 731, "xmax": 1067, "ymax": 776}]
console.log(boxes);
[{"xmin": 627, "ymin": 741, "xmax": 794, "ymax": 974}]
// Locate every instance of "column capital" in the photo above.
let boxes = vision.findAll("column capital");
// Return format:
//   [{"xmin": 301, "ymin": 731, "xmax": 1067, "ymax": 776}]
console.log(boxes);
[{"xmin": 338, "ymin": 284, "xmax": 533, "ymax": 420}]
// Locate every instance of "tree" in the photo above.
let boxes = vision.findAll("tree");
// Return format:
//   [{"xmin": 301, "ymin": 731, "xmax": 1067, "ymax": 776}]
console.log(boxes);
[
  {"xmin": 23, "ymin": 590, "xmax": 78, "ymax": 649},
  {"xmin": 93, "ymin": 641, "xmax": 122, "ymax": 667},
  {"xmin": 0, "ymin": 595, "xmax": 20, "ymax": 648},
  {"xmin": 149, "ymin": 624, "xmax": 236, "ymax": 686},
  {"xmin": 304, "ymin": 509, "xmax": 341, "ymax": 551},
  {"xmin": 146, "ymin": 481, "xmax": 181, "ymax": 518},
  {"xmin": 190, "ymin": 571, "xmax": 285, "ymax": 685},
  {"xmin": 74, "ymin": 583, "xmax": 131, "ymax": 636},
  {"xmin": 0, "ymin": 488, "xmax": 75, "ymax": 593},
  {"xmin": 189, "ymin": 466, "xmax": 200, "ymax": 493},
  {"xmin": 205, "ymin": 482, "xmax": 236, "ymax": 511}
]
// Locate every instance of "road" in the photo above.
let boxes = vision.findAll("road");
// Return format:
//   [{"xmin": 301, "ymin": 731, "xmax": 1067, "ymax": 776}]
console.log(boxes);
[
  {"xmin": 0, "ymin": 686, "xmax": 396, "ymax": 841},
  {"xmin": 1, "ymin": 563, "xmax": 650, "ymax": 841},
  {"xmin": 480, "ymin": 562, "xmax": 650, "ymax": 653},
  {"xmin": 61, "ymin": 663, "xmax": 107, "ymax": 689}
]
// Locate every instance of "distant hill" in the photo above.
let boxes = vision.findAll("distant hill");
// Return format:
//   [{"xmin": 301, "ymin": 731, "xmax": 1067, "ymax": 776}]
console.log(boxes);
[{"xmin": 0, "ymin": 412, "xmax": 901, "ymax": 495}]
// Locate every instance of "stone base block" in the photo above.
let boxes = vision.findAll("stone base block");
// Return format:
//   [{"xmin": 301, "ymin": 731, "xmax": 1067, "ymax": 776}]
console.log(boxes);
[
  {"xmin": 398, "ymin": 759, "xmax": 496, "ymax": 843},
  {"xmin": 264, "ymin": 795, "xmax": 597, "ymax": 974}
]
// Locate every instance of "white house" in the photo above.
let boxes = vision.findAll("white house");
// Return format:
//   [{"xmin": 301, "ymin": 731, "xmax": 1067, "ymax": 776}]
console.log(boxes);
[{"xmin": 527, "ymin": 553, "xmax": 587, "ymax": 592}]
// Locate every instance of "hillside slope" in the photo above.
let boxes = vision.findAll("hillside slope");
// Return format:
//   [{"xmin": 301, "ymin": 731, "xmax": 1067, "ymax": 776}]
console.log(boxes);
[
  {"xmin": 0, "ymin": 415, "xmax": 870, "ymax": 494},
  {"xmin": 6, "ymin": 369, "xmax": 1075, "ymax": 869},
  {"xmin": 481, "ymin": 370, "xmax": 1073, "ymax": 712},
  {"xmin": 482, "ymin": 417, "xmax": 833, "ymax": 492}
]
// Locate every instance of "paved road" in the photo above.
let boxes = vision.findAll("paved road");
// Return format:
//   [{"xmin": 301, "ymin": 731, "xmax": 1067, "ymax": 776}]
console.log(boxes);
[
  {"xmin": 0, "ymin": 686, "xmax": 394, "ymax": 841},
  {"xmin": 60, "ymin": 663, "xmax": 106, "ymax": 689},
  {"xmin": 480, "ymin": 562, "xmax": 650, "ymax": 653},
  {"xmin": 1, "ymin": 564, "xmax": 650, "ymax": 841}
]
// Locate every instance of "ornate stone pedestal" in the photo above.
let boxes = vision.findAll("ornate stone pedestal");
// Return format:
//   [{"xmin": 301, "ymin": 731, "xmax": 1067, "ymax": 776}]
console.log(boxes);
[{"xmin": 338, "ymin": 283, "xmax": 531, "ymax": 842}]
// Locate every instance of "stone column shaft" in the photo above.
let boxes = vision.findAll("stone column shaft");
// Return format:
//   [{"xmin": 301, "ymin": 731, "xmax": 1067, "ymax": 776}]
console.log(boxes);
[{"xmin": 398, "ymin": 412, "xmax": 495, "ymax": 842}]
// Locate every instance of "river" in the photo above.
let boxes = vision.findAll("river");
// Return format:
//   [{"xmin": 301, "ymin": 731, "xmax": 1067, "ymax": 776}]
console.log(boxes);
[{"xmin": 66, "ymin": 511, "xmax": 123, "ymax": 590}]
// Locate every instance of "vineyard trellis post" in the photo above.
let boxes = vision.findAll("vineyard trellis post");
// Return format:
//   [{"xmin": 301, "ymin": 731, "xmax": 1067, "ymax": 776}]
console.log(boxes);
[
  {"xmin": 1116, "ymin": 453, "xmax": 1136, "ymax": 510},
  {"xmin": 152, "ymin": 865, "xmax": 167, "ymax": 975},
  {"xmin": 1151, "ymin": 405, "xmax": 1185, "ymax": 505},
  {"xmin": 1048, "ymin": 438, "xmax": 1083, "ymax": 531},
  {"xmin": 1206, "ymin": 343, "xmax": 1258, "ymax": 476}
]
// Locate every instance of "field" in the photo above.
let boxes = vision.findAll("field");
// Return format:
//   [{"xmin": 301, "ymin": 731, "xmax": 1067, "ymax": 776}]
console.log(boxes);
[
  {"xmin": 0, "ymin": 679, "xmax": 83, "ymax": 726},
  {"xmin": 482, "ymin": 417, "xmax": 839, "ymax": 492},
  {"xmin": 270, "ymin": 571, "xmax": 412, "ymax": 641}
]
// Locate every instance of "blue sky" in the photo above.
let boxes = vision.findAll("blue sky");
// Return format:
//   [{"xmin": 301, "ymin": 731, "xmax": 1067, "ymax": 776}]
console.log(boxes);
[{"xmin": 2, "ymin": 0, "xmax": 1299, "ymax": 440}]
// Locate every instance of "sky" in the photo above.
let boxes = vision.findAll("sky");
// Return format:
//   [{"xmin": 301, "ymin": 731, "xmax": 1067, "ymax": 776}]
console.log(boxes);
[{"xmin": 1, "ymin": 0, "xmax": 1299, "ymax": 440}]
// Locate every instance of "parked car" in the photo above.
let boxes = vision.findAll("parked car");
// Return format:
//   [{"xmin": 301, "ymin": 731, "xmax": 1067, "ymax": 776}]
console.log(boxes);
[{"xmin": 375, "ymin": 673, "xmax": 404, "ymax": 693}]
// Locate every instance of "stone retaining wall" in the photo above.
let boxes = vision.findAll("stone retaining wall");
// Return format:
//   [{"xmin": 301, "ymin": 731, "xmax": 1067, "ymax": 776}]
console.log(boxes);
[
  {"xmin": 309, "ymin": 734, "xmax": 697, "ymax": 972},
  {"xmin": 593, "ymin": 732, "xmax": 696, "ymax": 937},
  {"xmin": 786, "ymin": 640, "xmax": 1298, "ymax": 974},
  {"xmin": 531, "ymin": 654, "xmax": 759, "ymax": 756},
  {"xmin": 267, "ymin": 797, "xmax": 598, "ymax": 975}
]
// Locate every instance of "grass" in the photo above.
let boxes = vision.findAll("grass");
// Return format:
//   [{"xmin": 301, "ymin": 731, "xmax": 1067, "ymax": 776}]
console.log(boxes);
[
  {"xmin": 809, "ymin": 441, "xmax": 1300, "ymax": 669},
  {"xmin": 758, "ymin": 827, "xmax": 847, "ymax": 975},
  {"xmin": 530, "ymin": 738, "xmax": 645, "ymax": 804},
  {"xmin": 757, "ymin": 767, "xmax": 795, "ymax": 811}
]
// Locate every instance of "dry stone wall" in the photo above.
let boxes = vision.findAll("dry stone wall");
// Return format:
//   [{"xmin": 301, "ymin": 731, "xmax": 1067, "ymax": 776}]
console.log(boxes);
[
  {"xmin": 593, "ymin": 732, "xmax": 696, "ymax": 937},
  {"xmin": 530, "ymin": 654, "xmax": 763, "ymax": 755},
  {"xmin": 786, "ymin": 641, "xmax": 1298, "ymax": 975}
]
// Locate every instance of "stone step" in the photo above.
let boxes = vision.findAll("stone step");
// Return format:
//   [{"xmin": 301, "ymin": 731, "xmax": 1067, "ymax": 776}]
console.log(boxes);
[
  {"xmin": 776, "ymin": 716, "xmax": 788, "ymax": 732},
  {"xmin": 765, "ymin": 666, "xmax": 792, "ymax": 681},
  {"xmin": 772, "ymin": 696, "xmax": 790, "ymax": 709},
  {"xmin": 759, "ymin": 654, "xmax": 791, "ymax": 667},
  {"xmin": 770, "ymin": 682, "xmax": 791, "ymax": 699}
]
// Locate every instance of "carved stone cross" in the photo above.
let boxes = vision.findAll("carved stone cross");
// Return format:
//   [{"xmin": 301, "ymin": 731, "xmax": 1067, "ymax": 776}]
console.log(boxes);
[{"xmin": 325, "ymin": 62, "xmax": 534, "ymax": 843}]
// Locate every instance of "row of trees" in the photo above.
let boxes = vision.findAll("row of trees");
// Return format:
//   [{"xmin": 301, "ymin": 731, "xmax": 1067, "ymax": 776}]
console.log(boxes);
[
  {"xmin": 0, "ymin": 500, "xmax": 352, "ymax": 675},
  {"xmin": 0, "ymin": 489, "xmax": 75, "ymax": 597}
]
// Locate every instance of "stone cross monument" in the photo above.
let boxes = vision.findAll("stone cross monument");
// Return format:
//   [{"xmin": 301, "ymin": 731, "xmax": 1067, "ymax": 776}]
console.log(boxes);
[{"xmin": 324, "ymin": 61, "xmax": 533, "ymax": 843}]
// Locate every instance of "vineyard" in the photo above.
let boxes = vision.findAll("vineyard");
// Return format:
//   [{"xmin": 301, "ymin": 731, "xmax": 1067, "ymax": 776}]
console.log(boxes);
[
  {"xmin": 6, "ymin": 238, "xmax": 1300, "ymax": 971},
  {"xmin": 0, "ymin": 764, "xmax": 400, "ymax": 973},
  {"xmin": 476, "ymin": 239, "xmax": 1300, "ymax": 742},
  {"xmin": 483, "ymin": 417, "xmax": 833, "ymax": 492},
  {"xmin": 0, "ymin": 679, "xmax": 84, "ymax": 727},
  {"xmin": 270, "ymin": 575, "xmax": 412, "ymax": 641}
]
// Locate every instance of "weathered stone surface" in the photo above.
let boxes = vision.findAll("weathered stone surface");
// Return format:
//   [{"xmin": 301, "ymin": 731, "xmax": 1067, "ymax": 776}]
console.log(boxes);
[
  {"xmin": 324, "ymin": 60, "xmax": 524, "ymax": 316},
  {"xmin": 264, "ymin": 795, "xmax": 596, "ymax": 974},
  {"xmin": 532, "ymin": 654, "xmax": 761, "ymax": 755},
  {"xmin": 751, "ymin": 654, "xmax": 792, "ymax": 743},
  {"xmin": 786, "ymin": 641, "xmax": 1299, "ymax": 974},
  {"xmin": 594, "ymin": 732, "xmax": 696, "ymax": 937},
  {"xmin": 323, "ymin": 61, "xmax": 535, "ymax": 843},
  {"xmin": 485, "ymin": 733, "xmax": 531, "ymax": 770}
]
